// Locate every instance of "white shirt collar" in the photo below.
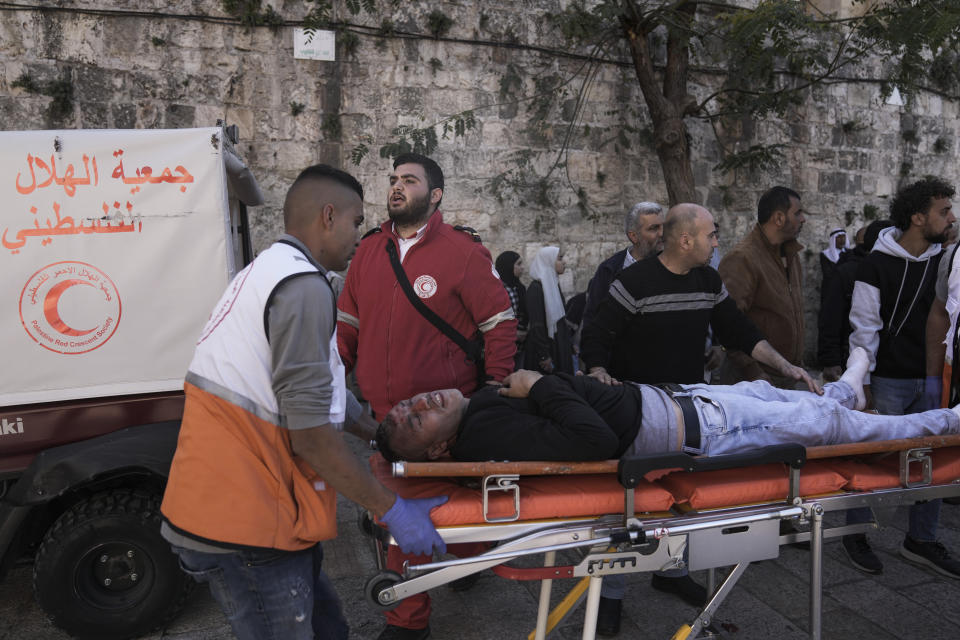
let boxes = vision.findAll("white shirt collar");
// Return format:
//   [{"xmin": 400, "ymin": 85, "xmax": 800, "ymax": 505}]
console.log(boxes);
[{"xmin": 394, "ymin": 222, "xmax": 428, "ymax": 262}]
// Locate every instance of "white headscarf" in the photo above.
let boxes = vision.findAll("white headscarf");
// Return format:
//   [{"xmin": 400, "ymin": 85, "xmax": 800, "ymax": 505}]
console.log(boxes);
[
  {"xmin": 529, "ymin": 246, "xmax": 565, "ymax": 338},
  {"xmin": 821, "ymin": 228, "xmax": 847, "ymax": 264}
]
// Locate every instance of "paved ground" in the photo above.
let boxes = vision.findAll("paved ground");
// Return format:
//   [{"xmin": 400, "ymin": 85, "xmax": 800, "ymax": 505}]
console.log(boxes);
[{"xmin": 4, "ymin": 445, "xmax": 960, "ymax": 640}]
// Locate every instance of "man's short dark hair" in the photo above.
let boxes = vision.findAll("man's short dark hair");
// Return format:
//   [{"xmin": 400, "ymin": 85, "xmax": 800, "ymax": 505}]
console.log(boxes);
[
  {"xmin": 393, "ymin": 153, "xmax": 444, "ymax": 204},
  {"xmin": 291, "ymin": 164, "xmax": 364, "ymax": 200},
  {"xmin": 375, "ymin": 417, "xmax": 403, "ymax": 463},
  {"xmin": 757, "ymin": 186, "xmax": 801, "ymax": 224},
  {"xmin": 889, "ymin": 178, "xmax": 956, "ymax": 231}
]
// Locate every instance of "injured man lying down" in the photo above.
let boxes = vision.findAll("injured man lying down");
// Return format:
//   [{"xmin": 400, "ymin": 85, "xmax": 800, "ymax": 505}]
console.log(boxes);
[{"xmin": 375, "ymin": 348, "xmax": 960, "ymax": 463}]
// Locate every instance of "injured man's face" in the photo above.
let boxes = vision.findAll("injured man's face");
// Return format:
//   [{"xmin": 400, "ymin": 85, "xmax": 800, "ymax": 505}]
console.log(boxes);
[{"xmin": 376, "ymin": 389, "xmax": 469, "ymax": 462}]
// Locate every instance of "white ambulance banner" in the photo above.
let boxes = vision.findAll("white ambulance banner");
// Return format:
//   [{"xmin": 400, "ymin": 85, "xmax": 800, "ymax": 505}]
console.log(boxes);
[{"xmin": 1, "ymin": 128, "xmax": 232, "ymax": 405}]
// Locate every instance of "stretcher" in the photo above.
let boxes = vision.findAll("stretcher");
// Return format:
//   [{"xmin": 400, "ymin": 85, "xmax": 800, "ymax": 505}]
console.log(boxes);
[{"xmin": 363, "ymin": 435, "xmax": 960, "ymax": 640}]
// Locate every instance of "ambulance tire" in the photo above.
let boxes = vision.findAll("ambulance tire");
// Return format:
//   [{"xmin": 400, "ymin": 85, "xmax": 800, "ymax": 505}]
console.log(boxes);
[{"xmin": 33, "ymin": 489, "xmax": 193, "ymax": 640}]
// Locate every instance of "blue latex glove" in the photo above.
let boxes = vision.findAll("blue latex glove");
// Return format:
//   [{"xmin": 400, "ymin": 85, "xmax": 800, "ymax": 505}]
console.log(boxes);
[
  {"xmin": 923, "ymin": 375, "xmax": 943, "ymax": 411},
  {"xmin": 381, "ymin": 495, "xmax": 448, "ymax": 557}
]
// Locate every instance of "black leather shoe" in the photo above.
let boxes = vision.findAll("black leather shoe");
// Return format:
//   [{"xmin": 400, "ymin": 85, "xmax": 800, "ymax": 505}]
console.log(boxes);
[
  {"xmin": 650, "ymin": 574, "xmax": 707, "ymax": 607},
  {"xmin": 376, "ymin": 624, "xmax": 430, "ymax": 640},
  {"xmin": 596, "ymin": 596, "xmax": 622, "ymax": 637}
]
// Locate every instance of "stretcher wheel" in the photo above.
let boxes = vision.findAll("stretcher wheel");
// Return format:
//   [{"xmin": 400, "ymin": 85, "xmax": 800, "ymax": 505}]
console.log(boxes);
[
  {"xmin": 364, "ymin": 571, "xmax": 403, "ymax": 610},
  {"xmin": 358, "ymin": 510, "xmax": 375, "ymax": 537}
]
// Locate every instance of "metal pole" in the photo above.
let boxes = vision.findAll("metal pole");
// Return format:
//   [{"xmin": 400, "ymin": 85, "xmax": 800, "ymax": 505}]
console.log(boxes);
[
  {"xmin": 534, "ymin": 551, "xmax": 556, "ymax": 640},
  {"xmin": 581, "ymin": 576, "xmax": 603, "ymax": 640},
  {"xmin": 809, "ymin": 504, "xmax": 824, "ymax": 640}
]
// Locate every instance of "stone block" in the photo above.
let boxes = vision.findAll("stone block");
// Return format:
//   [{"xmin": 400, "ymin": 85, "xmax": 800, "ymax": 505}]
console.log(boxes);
[
  {"xmin": 165, "ymin": 104, "xmax": 196, "ymax": 129},
  {"xmin": 838, "ymin": 150, "xmax": 859, "ymax": 171},
  {"xmin": 846, "ymin": 83, "xmax": 875, "ymax": 107},
  {"xmin": 791, "ymin": 123, "xmax": 810, "ymax": 143},
  {"xmin": 819, "ymin": 171, "xmax": 847, "ymax": 195},
  {"xmin": 564, "ymin": 151, "xmax": 597, "ymax": 184},
  {"xmin": 124, "ymin": 71, "xmax": 159, "ymax": 100},
  {"xmin": 397, "ymin": 86, "xmax": 425, "ymax": 112},
  {"xmin": 876, "ymin": 176, "xmax": 895, "ymax": 198},
  {"xmin": 194, "ymin": 104, "xmax": 226, "ymax": 128},
  {"xmin": 316, "ymin": 142, "xmax": 342, "ymax": 168},
  {"xmin": 74, "ymin": 65, "xmax": 114, "ymax": 102},
  {"xmin": 225, "ymin": 107, "xmax": 255, "ymax": 140},
  {"xmin": 705, "ymin": 188, "xmax": 726, "ymax": 212},
  {"xmin": 808, "ymin": 148, "xmax": 837, "ymax": 167},
  {"xmin": 79, "ymin": 101, "xmax": 109, "ymax": 128},
  {"xmin": 175, "ymin": 48, "xmax": 205, "ymax": 75},
  {"xmin": 136, "ymin": 102, "xmax": 161, "ymax": 129},
  {"xmin": 111, "ymin": 103, "xmax": 137, "ymax": 129}
]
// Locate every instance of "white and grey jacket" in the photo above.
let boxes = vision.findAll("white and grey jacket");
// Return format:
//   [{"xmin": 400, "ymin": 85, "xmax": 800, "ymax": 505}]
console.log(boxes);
[{"xmin": 848, "ymin": 227, "xmax": 943, "ymax": 383}]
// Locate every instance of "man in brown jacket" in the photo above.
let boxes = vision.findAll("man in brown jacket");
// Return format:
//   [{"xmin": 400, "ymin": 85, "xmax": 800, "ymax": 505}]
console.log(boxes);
[{"xmin": 718, "ymin": 186, "xmax": 807, "ymax": 388}]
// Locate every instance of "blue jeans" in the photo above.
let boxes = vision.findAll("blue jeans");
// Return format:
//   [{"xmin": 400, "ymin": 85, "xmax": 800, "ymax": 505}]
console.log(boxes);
[
  {"xmin": 845, "ymin": 376, "xmax": 941, "ymax": 541},
  {"xmin": 172, "ymin": 544, "xmax": 348, "ymax": 640},
  {"xmin": 678, "ymin": 379, "xmax": 959, "ymax": 455}
]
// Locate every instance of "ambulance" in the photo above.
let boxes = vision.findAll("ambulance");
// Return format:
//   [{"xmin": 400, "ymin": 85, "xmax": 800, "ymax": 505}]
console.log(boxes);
[{"xmin": 0, "ymin": 125, "xmax": 261, "ymax": 639}]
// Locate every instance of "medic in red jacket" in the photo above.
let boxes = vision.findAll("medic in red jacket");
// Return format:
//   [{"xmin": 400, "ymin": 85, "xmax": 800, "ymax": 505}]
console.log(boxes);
[
  {"xmin": 337, "ymin": 199, "xmax": 516, "ymax": 419},
  {"xmin": 339, "ymin": 154, "xmax": 516, "ymax": 638}
]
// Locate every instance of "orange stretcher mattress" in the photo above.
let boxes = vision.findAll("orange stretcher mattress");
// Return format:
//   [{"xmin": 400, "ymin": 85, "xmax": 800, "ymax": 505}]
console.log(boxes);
[
  {"xmin": 372, "ymin": 444, "xmax": 960, "ymax": 527},
  {"xmin": 370, "ymin": 454, "xmax": 674, "ymax": 526},
  {"xmin": 820, "ymin": 446, "xmax": 960, "ymax": 491},
  {"xmin": 656, "ymin": 461, "xmax": 848, "ymax": 510}
]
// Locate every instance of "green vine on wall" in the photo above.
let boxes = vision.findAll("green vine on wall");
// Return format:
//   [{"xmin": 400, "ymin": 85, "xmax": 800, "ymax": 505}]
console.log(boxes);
[
  {"xmin": 222, "ymin": 0, "xmax": 283, "ymax": 28},
  {"xmin": 12, "ymin": 72, "xmax": 74, "ymax": 125}
]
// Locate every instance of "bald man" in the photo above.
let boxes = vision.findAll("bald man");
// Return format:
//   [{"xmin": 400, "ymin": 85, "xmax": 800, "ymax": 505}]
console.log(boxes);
[
  {"xmin": 161, "ymin": 165, "xmax": 447, "ymax": 640},
  {"xmin": 581, "ymin": 203, "xmax": 819, "ymax": 391}
]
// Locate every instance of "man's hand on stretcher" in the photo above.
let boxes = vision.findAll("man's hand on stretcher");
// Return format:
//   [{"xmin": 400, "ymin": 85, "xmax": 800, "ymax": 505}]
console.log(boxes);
[
  {"xmin": 782, "ymin": 363, "xmax": 822, "ymax": 395},
  {"xmin": 381, "ymin": 495, "xmax": 449, "ymax": 556},
  {"xmin": 750, "ymin": 339, "xmax": 823, "ymax": 395}
]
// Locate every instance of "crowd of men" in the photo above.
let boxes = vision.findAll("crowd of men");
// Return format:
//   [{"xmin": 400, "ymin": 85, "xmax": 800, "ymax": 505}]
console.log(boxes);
[{"xmin": 157, "ymin": 154, "xmax": 959, "ymax": 640}]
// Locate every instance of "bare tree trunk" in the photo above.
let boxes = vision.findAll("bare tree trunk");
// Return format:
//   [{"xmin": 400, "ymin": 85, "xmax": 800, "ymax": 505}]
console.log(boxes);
[{"xmin": 621, "ymin": 4, "xmax": 698, "ymax": 205}]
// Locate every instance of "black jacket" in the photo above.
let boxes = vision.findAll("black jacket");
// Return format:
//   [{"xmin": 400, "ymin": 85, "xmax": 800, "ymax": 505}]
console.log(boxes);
[
  {"xmin": 450, "ymin": 375, "xmax": 642, "ymax": 461},
  {"xmin": 817, "ymin": 247, "xmax": 867, "ymax": 368},
  {"xmin": 524, "ymin": 280, "xmax": 574, "ymax": 374},
  {"xmin": 583, "ymin": 249, "xmax": 629, "ymax": 330},
  {"xmin": 849, "ymin": 228, "xmax": 943, "ymax": 380}
]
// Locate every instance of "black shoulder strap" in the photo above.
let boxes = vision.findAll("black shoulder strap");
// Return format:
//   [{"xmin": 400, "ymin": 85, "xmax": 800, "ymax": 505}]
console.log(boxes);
[
  {"xmin": 362, "ymin": 227, "xmax": 382, "ymax": 240},
  {"xmin": 384, "ymin": 241, "xmax": 481, "ymax": 362}
]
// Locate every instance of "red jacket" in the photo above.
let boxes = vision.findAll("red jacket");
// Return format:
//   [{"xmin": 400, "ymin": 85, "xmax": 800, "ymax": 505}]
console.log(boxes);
[{"xmin": 338, "ymin": 212, "xmax": 517, "ymax": 418}]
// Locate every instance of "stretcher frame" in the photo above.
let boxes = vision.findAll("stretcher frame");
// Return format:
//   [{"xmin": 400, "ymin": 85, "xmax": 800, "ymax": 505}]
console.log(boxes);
[{"xmin": 363, "ymin": 435, "xmax": 960, "ymax": 640}]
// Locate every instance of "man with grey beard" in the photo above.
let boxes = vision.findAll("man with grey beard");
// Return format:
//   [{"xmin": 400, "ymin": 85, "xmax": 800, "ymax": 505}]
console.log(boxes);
[{"xmin": 582, "ymin": 201, "xmax": 664, "ymax": 330}]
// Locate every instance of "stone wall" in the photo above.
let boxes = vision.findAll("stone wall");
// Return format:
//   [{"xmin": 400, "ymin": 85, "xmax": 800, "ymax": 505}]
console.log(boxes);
[{"xmin": 1, "ymin": 0, "xmax": 958, "ymax": 365}]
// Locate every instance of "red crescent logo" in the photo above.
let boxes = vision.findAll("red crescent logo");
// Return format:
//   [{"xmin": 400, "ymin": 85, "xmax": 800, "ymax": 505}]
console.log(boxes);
[
  {"xmin": 43, "ymin": 279, "xmax": 96, "ymax": 336},
  {"xmin": 19, "ymin": 261, "xmax": 122, "ymax": 355}
]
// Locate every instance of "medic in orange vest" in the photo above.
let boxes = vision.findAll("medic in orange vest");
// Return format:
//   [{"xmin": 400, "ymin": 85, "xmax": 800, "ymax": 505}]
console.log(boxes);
[{"xmin": 161, "ymin": 165, "xmax": 447, "ymax": 640}]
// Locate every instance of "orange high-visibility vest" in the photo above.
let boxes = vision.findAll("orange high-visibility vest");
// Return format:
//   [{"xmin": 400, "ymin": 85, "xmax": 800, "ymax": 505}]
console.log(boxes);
[{"xmin": 162, "ymin": 241, "xmax": 345, "ymax": 549}]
